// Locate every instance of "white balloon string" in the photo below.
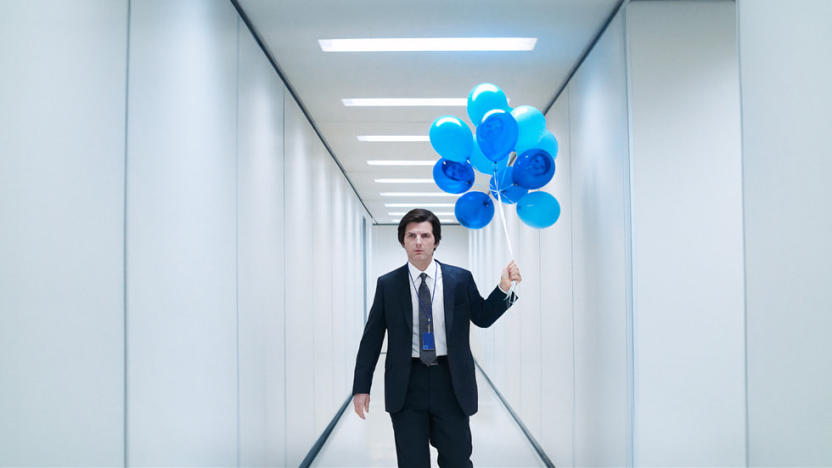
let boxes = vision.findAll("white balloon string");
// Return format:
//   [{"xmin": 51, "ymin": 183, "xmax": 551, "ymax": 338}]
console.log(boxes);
[{"xmin": 492, "ymin": 165, "xmax": 518, "ymax": 298}]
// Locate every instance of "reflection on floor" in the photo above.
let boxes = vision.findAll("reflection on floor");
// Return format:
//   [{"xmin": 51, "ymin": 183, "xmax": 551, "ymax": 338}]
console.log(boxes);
[{"xmin": 312, "ymin": 354, "xmax": 546, "ymax": 468}]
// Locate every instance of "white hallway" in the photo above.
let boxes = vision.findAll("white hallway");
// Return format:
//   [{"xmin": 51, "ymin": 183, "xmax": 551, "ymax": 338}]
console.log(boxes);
[{"xmin": 1, "ymin": 1, "xmax": 831, "ymax": 467}]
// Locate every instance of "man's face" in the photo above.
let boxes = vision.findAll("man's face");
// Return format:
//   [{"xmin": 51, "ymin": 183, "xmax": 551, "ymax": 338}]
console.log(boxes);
[{"xmin": 402, "ymin": 221, "xmax": 437, "ymax": 265}]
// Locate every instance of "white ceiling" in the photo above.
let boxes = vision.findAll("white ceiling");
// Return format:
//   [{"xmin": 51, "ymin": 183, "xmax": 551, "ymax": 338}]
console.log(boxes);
[{"xmin": 237, "ymin": 0, "xmax": 620, "ymax": 224}]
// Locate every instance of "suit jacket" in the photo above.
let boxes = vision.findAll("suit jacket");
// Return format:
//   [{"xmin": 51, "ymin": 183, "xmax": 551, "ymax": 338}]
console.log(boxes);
[{"xmin": 352, "ymin": 261, "xmax": 516, "ymax": 416}]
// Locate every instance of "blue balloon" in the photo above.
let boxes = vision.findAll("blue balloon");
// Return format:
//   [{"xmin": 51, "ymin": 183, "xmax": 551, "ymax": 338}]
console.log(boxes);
[
  {"xmin": 516, "ymin": 191, "xmax": 561, "ymax": 229},
  {"xmin": 467, "ymin": 83, "xmax": 509, "ymax": 126},
  {"xmin": 512, "ymin": 148, "xmax": 556, "ymax": 190},
  {"xmin": 429, "ymin": 116, "xmax": 473, "ymax": 162},
  {"xmin": 469, "ymin": 134, "xmax": 508, "ymax": 175},
  {"xmin": 455, "ymin": 191, "xmax": 495, "ymax": 229},
  {"xmin": 511, "ymin": 105, "xmax": 546, "ymax": 153},
  {"xmin": 489, "ymin": 167, "xmax": 528, "ymax": 204},
  {"xmin": 516, "ymin": 130, "xmax": 558, "ymax": 160},
  {"xmin": 433, "ymin": 158, "xmax": 475, "ymax": 194},
  {"xmin": 476, "ymin": 109, "xmax": 518, "ymax": 162}
]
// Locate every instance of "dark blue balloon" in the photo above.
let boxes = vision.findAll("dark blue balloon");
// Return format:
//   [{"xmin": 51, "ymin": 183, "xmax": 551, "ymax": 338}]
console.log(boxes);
[
  {"xmin": 489, "ymin": 167, "xmax": 528, "ymax": 204},
  {"xmin": 516, "ymin": 191, "xmax": 561, "ymax": 229},
  {"xmin": 433, "ymin": 158, "xmax": 475, "ymax": 194},
  {"xmin": 512, "ymin": 148, "xmax": 556, "ymax": 190},
  {"xmin": 455, "ymin": 191, "xmax": 494, "ymax": 229},
  {"xmin": 476, "ymin": 109, "xmax": 518, "ymax": 162}
]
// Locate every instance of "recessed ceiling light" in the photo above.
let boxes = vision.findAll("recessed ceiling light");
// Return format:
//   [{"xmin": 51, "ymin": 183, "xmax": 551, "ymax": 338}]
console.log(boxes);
[
  {"xmin": 375, "ymin": 178, "xmax": 434, "ymax": 184},
  {"xmin": 358, "ymin": 135, "xmax": 429, "ymax": 142},
  {"xmin": 439, "ymin": 219, "xmax": 455, "ymax": 223},
  {"xmin": 385, "ymin": 203, "xmax": 455, "ymax": 208},
  {"xmin": 319, "ymin": 37, "xmax": 537, "ymax": 52},
  {"xmin": 343, "ymin": 98, "xmax": 467, "ymax": 107},
  {"xmin": 389, "ymin": 211, "xmax": 453, "ymax": 217},
  {"xmin": 380, "ymin": 192, "xmax": 457, "ymax": 197},
  {"xmin": 368, "ymin": 160, "xmax": 435, "ymax": 166}
]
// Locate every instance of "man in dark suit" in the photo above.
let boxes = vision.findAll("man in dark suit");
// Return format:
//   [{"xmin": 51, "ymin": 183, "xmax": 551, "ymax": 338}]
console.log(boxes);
[{"xmin": 352, "ymin": 208, "xmax": 521, "ymax": 467}]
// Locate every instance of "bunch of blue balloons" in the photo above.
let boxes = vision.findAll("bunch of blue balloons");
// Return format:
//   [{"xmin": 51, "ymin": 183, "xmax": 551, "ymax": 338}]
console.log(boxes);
[{"xmin": 429, "ymin": 83, "xmax": 561, "ymax": 230}]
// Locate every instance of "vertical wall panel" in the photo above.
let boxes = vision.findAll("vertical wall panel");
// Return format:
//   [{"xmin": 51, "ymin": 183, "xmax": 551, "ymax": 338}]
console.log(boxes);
[
  {"xmin": 0, "ymin": 1, "xmax": 127, "ymax": 466},
  {"xmin": 627, "ymin": 2, "xmax": 746, "ymax": 465},
  {"xmin": 283, "ymin": 97, "xmax": 317, "ymax": 465},
  {"xmin": 126, "ymin": 1, "xmax": 239, "ymax": 465},
  {"xmin": 739, "ymin": 0, "xmax": 832, "ymax": 465},
  {"xmin": 540, "ymin": 88, "xmax": 575, "ymax": 467},
  {"xmin": 569, "ymin": 11, "xmax": 631, "ymax": 466},
  {"xmin": 237, "ymin": 18, "xmax": 286, "ymax": 468}
]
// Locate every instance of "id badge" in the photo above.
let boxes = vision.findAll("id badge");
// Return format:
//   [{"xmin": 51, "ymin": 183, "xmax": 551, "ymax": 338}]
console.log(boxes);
[{"xmin": 421, "ymin": 331, "xmax": 435, "ymax": 351}]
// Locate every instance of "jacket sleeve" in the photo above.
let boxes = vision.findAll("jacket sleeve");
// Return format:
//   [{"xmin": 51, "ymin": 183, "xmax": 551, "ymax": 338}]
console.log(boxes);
[
  {"xmin": 352, "ymin": 277, "xmax": 387, "ymax": 395},
  {"xmin": 467, "ymin": 270, "xmax": 518, "ymax": 328}
]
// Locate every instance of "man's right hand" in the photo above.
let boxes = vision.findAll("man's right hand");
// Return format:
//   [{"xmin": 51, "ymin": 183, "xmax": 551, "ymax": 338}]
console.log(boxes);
[{"xmin": 353, "ymin": 393, "xmax": 370, "ymax": 419}]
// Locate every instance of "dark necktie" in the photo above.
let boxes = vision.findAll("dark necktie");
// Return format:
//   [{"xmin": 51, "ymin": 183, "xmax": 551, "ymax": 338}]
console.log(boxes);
[{"xmin": 418, "ymin": 272, "xmax": 437, "ymax": 366}]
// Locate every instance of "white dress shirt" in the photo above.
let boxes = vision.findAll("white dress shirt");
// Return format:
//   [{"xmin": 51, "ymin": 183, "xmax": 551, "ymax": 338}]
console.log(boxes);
[{"xmin": 407, "ymin": 259, "xmax": 447, "ymax": 357}]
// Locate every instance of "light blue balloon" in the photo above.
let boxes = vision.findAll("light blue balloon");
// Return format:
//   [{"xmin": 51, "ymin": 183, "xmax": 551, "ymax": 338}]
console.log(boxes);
[
  {"xmin": 476, "ymin": 109, "xmax": 518, "ymax": 162},
  {"xmin": 515, "ymin": 131, "xmax": 558, "ymax": 160},
  {"xmin": 429, "ymin": 116, "xmax": 473, "ymax": 162},
  {"xmin": 510, "ymin": 105, "xmax": 546, "ymax": 153},
  {"xmin": 433, "ymin": 158, "xmax": 475, "ymax": 194},
  {"xmin": 467, "ymin": 83, "xmax": 509, "ymax": 125},
  {"xmin": 469, "ymin": 134, "xmax": 508, "ymax": 175},
  {"xmin": 489, "ymin": 167, "xmax": 528, "ymax": 204},
  {"xmin": 516, "ymin": 191, "xmax": 561, "ymax": 229},
  {"xmin": 455, "ymin": 191, "xmax": 495, "ymax": 229}
]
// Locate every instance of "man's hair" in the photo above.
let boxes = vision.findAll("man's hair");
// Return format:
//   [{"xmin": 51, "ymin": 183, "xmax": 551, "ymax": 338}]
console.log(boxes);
[{"xmin": 397, "ymin": 209, "xmax": 442, "ymax": 250}]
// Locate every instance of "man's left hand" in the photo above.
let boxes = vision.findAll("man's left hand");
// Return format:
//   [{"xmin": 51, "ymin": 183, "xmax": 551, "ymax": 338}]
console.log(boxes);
[{"xmin": 499, "ymin": 260, "xmax": 522, "ymax": 292}]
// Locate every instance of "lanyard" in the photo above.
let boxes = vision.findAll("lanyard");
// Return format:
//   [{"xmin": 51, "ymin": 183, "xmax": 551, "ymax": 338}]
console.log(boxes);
[{"xmin": 407, "ymin": 261, "xmax": 439, "ymax": 325}]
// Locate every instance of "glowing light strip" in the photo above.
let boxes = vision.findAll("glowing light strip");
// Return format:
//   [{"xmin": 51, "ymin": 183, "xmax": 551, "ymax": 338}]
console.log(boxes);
[
  {"xmin": 380, "ymin": 192, "xmax": 457, "ymax": 197},
  {"xmin": 367, "ymin": 160, "xmax": 434, "ymax": 166},
  {"xmin": 358, "ymin": 135, "xmax": 429, "ymax": 142},
  {"xmin": 375, "ymin": 178, "xmax": 434, "ymax": 184},
  {"xmin": 343, "ymin": 98, "xmax": 467, "ymax": 107},
  {"xmin": 320, "ymin": 37, "xmax": 537, "ymax": 52},
  {"xmin": 385, "ymin": 203, "xmax": 454, "ymax": 208}
]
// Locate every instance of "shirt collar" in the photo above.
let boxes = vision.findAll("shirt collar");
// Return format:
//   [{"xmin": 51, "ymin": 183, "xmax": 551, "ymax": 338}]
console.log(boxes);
[{"xmin": 408, "ymin": 258, "xmax": 438, "ymax": 280}]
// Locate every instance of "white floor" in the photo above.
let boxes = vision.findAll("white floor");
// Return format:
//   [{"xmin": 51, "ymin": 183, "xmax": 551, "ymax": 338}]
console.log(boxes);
[{"xmin": 312, "ymin": 354, "xmax": 546, "ymax": 467}]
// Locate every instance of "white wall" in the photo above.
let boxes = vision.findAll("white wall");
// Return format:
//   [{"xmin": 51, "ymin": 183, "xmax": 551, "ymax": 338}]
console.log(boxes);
[
  {"xmin": 0, "ymin": 1, "xmax": 371, "ymax": 466},
  {"xmin": 0, "ymin": 2, "xmax": 128, "ymax": 466},
  {"xmin": 126, "ymin": 2, "xmax": 239, "ymax": 464},
  {"xmin": 626, "ymin": 2, "xmax": 746, "ymax": 466},
  {"xmin": 237, "ymin": 19, "xmax": 287, "ymax": 467},
  {"xmin": 738, "ymin": 1, "xmax": 832, "ymax": 465},
  {"xmin": 471, "ymin": 2, "xmax": 749, "ymax": 467}
]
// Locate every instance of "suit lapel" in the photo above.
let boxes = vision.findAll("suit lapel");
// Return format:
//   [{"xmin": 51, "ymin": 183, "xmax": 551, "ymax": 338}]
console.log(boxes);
[
  {"xmin": 440, "ymin": 261, "xmax": 455, "ymax": 334},
  {"xmin": 398, "ymin": 264, "xmax": 413, "ymax": 332}
]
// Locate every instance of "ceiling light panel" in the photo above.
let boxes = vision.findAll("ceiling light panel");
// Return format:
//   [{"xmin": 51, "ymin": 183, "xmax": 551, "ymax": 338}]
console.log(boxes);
[
  {"xmin": 375, "ymin": 178, "xmax": 433, "ymax": 184},
  {"xmin": 385, "ymin": 203, "xmax": 454, "ymax": 208},
  {"xmin": 319, "ymin": 37, "xmax": 537, "ymax": 52},
  {"xmin": 358, "ymin": 135, "xmax": 429, "ymax": 142},
  {"xmin": 380, "ymin": 192, "xmax": 458, "ymax": 197},
  {"xmin": 343, "ymin": 98, "xmax": 467, "ymax": 107},
  {"xmin": 368, "ymin": 160, "xmax": 435, "ymax": 166}
]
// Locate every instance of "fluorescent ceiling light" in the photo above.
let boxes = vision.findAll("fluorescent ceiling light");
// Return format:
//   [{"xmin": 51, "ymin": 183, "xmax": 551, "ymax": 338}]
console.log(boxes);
[
  {"xmin": 343, "ymin": 98, "xmax": 467, "ymax": 107},
  {"xmin": 385, "ymin": 203, "xmax": 454, "ymax": 208},
  {"xmin": 358, "ymin": 135, "xmax": 429, "ymax": 142},
  {"xmin": 319, "ymin": 37, "xmax": 537, "ymax": 52},
  {"xmin": 389, "ymin": 211, "xmax": 453, "ymax": 216},
  {"xmin": 375, "ymin": 178, "xmax": 434, "ymax": 184},
  {"xmin": 439, "ymin": 219, "xmax": 456, "ymax": 223},
  {"xmin": 368, "ymin": 160, "xmax": 435, "ymax": 166},
  {"xmin": 380, "ymin": 192, "xmax": 458, "ymax": 197}
]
